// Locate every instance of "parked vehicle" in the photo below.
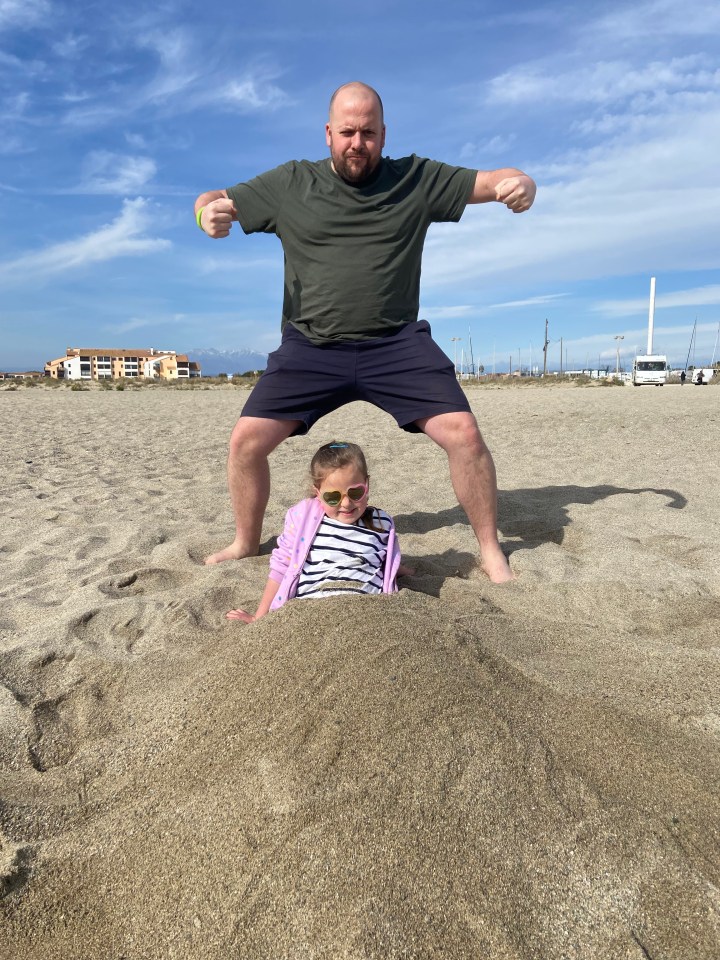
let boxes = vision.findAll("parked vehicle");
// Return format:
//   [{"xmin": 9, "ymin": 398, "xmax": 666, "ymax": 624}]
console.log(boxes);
[{"xmin": 632, "ymin": 355, "xmax": 669, "ymax": 386}]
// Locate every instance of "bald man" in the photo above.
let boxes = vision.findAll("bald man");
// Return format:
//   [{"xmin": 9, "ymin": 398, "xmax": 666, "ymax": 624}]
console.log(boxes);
[{"xmin": 194, "ymin": 82, "xmax": 536, "ymax": 583}]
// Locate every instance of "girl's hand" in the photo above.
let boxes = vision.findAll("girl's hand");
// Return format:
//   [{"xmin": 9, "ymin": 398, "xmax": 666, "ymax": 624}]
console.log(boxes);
[
  {"xmin": 226, "ymin": 609, "xmax": 257, "ymax": 623},
  {"xmin": 398, "ymin": 563, "xmax": 415, "ymax": 577}
]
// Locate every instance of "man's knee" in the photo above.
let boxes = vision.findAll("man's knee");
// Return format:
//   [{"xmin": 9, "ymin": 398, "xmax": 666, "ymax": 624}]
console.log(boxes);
[
  {"xmin": 421, "ymin": 411, "xmax": 486, "ymax": 455},
  {"xmin": 228, "ymin": 417, "xmax": 297, "ymax": 458}
]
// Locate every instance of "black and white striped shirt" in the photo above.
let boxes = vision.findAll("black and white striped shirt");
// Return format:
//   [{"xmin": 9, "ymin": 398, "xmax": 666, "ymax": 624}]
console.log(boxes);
[{"xmin": 296, "ymin": 509, "xmax": 392, "ymax": 600}]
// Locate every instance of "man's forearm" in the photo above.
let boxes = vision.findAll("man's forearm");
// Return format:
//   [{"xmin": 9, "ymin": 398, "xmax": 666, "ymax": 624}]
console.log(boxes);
[
  {"xmin": 469, "ymin": 169, "xmax": 536, "ymax": 212},
  {"xmin": 470, "ymin": 168, "xmax": 526, "ymax": 202}
]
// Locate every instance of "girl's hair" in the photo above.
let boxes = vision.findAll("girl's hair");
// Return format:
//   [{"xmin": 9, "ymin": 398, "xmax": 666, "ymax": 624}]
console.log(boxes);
[
  {"xmin": 309, "ymin": 441, "xmax": 381, "ymax": 530},
  {"xmin": 310, "ymin": 441, "xmax": 368, "ymax": 486}
]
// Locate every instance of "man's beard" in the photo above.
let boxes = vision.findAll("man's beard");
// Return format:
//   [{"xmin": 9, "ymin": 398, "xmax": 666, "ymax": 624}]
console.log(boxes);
[{"xmin": 332, "ymin": 149, "xmax": 379, "ymax": 185}]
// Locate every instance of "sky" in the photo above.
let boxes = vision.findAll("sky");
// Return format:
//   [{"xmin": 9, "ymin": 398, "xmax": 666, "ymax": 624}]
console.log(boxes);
[{"xmin": 1, "ymin": 0, "xmax": 719, "ymax": 373}]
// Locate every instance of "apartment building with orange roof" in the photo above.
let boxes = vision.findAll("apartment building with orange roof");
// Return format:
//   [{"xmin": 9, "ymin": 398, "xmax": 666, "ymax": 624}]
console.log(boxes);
[{"xmin": 44, "ymin": 348, "xmax": 201, "ymax": 381}]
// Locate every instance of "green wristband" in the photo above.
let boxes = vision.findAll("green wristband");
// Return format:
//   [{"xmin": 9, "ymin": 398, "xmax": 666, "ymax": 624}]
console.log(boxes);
[{"xmin": 196, "ymin": 206, "xmax": 206, "ymax": 232}]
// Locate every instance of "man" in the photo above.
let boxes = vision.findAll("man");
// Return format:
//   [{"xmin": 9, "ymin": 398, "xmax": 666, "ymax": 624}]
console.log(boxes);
[{"xmin": 195, "ymin": 81, "xmax": 536, "ymax": 583}]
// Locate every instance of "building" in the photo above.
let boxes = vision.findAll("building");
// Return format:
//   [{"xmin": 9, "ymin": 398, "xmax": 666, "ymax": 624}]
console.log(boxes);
[{"xmin": 44, "ymin": 348, "xmax": 201, "ymax": 381}]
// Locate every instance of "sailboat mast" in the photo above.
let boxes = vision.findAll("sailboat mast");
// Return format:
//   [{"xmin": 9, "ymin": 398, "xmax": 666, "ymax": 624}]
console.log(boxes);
[
  {"xmin": 711, "ymin": 321, "xmax": 720, "ymax": 367},
  {"xmin": 684, "ymin": 320, "xmax": 696, "ymax": 372}
]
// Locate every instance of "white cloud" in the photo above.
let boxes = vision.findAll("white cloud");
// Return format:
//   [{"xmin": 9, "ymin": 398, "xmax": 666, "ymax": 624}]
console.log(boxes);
[
  {"xmin": 196, "ymin": 253, "xmax": 280, "ymax": 275},
  {"xmin": 0, "ymin": 198, "xmax": 170, "ymax": 283},
  {"xmin": 460, "ymin": 134, "xmax": 516, "ymax": 162},
  {"xmin": 52, "ymin": 33, "xmax": 89, "ymax": 59},
  {"xmin": 137, "ymin": 29, "xmax": 201, "ymax": 103},
  {"xmin": 0, "ymin": 49, "xmax": 47, "ymax": 78},
  {"xmin": 60, "ymin": 54, "xmax": 291, "ymax": 129},
  {"xmin": 488, "ymin": 294, "xmax": 570, "ymax": 310},
  {"xmin": 107, "ymin": 315, "xmax": 181, "ymax": 335},
  {"xmin": 594, "ymin": 285, "xmax": 720, "ymax": 318},
  {"xmin": 60, "ymin": 90, "xmax": 92, "ymax": 104},
  {"xmin": 0, "ymin": 0, "xmax": 50, "ymax": 30},
  {"xmin": 125, "ymin": 131, "xmax": 148, "ymax": 149},
  {"xmin": 109, "ymin": 317, "xmax": 155, "ymax": 334},
  {"xmin": 422, "ymin": 91, "xmax": 720, "ymax": 293},
  {"xmin": 0, "ymin": 136, "xmax": 32, "ymax": 156},
  {"xmin": 488, "ymin": 55, "xmax": 717, "ymax": 108},
  {"xmin": 72, "ymin": 151, "xmax": 157, "ymax": 194},
  {"xmin": 56, "ymin": 23, "xmax": 292, "ymax": 131},
  {"xmin": 419, "ymin": 305, "xmax": 475, "ymax": 321},
  {"xmin": 437, "ymin": 5, "xmax": 719, "ymax": 309},
  {"xmin": 0, "ymin": 91, "xmax": 32, "ymax": 121},
  {"xmin": 217, "ymin": 74, "xmax": 291, "ymax": 111},
  {"xmin": 549, "ymin": 320, "xmax": 720, "ymax": 367},
  {"xmin": 592, "ymin": 0, "xmax": 720, "ymax": 40}
]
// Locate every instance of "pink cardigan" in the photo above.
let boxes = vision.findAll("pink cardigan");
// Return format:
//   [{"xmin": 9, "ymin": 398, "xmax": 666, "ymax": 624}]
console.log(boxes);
[{"xmin": 268, "ymin": 497, "xmax": 402, "ymax": 612}]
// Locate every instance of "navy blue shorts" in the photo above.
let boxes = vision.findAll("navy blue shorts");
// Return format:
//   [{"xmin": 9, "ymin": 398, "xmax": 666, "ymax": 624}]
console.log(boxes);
[{"xmin": 240, "ymin": 320, "xmax": 471, "ymax": 435}]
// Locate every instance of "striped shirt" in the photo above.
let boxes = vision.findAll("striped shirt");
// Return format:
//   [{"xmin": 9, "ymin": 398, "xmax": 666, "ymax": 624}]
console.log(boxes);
[{"xmin": 296, "ymin": 509, "xmax": 392, "ymax": 600}]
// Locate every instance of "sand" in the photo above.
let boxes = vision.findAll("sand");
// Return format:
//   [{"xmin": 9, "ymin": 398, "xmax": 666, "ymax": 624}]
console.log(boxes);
[{"xmin": 1, "ymin": 380, "xmax": 718, "ymax": 959}]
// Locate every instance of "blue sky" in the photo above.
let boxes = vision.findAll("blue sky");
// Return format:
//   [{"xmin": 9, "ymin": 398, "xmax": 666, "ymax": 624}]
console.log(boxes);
[{"xmin": 2, "ymin": 0, "xmax": 719, "ymax": 372}]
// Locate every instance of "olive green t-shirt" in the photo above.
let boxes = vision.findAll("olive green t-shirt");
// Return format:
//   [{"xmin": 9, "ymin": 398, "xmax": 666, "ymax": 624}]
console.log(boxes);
[{"xmin": 227, "ymin": 155, "xmax": 476, "ymax": 343}]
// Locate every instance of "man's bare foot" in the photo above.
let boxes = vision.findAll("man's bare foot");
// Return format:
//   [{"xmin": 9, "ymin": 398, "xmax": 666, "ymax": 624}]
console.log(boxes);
[
  {"xmin": 480, "ymin": 547, "xmax": 516, "ymax": 584},
  {"xmin": 205, "ymin": 540, "xmax": 257, "ymax": 565}
]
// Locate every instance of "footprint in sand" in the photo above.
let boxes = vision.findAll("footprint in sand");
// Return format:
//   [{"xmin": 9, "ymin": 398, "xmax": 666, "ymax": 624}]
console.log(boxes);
[
  {"xmin": 75, "ymin": 535, "xmax": 110, "ymax": 561},
  {"xmin": 0, "ymin": 832, "xmax": 35, "ymax": 900},
  {"xmin": 23, "ymin": 670, "xmax": 116, "ymax": 773},
  {"xmin": 97, "ymin": 567, "xmax": 191, "ymax": 598},
  {"xmin": 27, "ymin": 696, "xmax": 79, "ymax": 771},
  {"xmin": 68, "ymin": 605, "xmax": 149, "ymax": 656}
]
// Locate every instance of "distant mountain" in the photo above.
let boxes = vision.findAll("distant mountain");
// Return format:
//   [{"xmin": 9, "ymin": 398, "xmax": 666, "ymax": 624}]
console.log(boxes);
[{"xmin": 188, "ymin": 347, "xmax": 268, "ymax": 377}]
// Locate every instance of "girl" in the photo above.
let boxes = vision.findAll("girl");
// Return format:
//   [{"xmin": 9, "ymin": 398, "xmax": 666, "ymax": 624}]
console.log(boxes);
[{"xmin": 226, "ymin": 441, "xmax": 411, "ymax": 622}]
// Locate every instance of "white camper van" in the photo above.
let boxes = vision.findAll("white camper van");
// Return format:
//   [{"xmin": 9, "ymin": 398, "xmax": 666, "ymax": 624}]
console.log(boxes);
[{"xmin": 632, "ymin": 355, "xmax": 669, "ymax": 386}]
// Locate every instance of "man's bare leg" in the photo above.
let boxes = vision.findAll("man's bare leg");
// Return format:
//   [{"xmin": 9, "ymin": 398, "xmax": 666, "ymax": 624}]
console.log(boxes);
[
  {"xmin": 205, "ymin": 416, "xmax": 302, "ymax": 565},
  {"xmin": 416, "ymin": 411, "xmax": 514, "ymax": 584}
]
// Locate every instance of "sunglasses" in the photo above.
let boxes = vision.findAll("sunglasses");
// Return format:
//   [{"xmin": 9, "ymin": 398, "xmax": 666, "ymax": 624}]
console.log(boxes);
[{"xmin": 317, "ymin": 482, "xmax": 368, "ymax": 507}]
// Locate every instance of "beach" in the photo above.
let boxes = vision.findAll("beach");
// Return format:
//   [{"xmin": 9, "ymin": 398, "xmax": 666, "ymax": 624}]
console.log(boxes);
[{"xmin": 1, "ymin": 381, "xmax": 719, "ymax": 959}]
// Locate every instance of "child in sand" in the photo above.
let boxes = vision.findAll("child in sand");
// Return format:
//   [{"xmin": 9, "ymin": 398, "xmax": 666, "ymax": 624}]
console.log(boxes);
[{"xmin": 226, "ymin": 441, "xmax": 412, "ymax": 622}]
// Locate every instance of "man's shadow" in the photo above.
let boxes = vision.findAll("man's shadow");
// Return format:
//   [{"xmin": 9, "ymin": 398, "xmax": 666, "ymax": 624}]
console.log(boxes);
[{"xmin": 392, "ymin": 483, "xmax": 687, "ymax": 573}]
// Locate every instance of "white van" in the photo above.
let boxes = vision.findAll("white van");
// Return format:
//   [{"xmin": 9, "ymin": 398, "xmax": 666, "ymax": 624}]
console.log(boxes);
[{"xmin": 632, "ymin": 355, "xmax": 668, "ymax": 386}]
